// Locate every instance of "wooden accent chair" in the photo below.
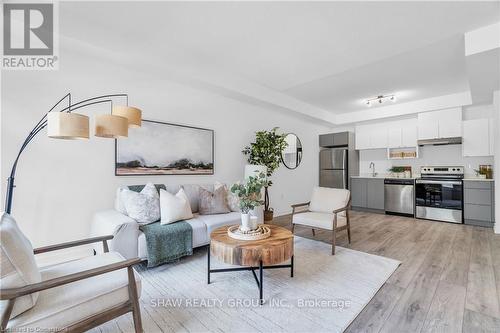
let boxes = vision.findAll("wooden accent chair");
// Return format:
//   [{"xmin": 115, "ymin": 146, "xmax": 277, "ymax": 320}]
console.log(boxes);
[
  {"xmin": 0, "ymin": 213, "xmax": 143, "ymax": 332},
  {"xmin": 291, "ymin": 187, "xmax": 351, "ymax": 255}
]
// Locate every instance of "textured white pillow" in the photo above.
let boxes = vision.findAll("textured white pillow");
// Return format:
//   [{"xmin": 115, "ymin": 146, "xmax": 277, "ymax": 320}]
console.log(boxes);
[
  {"xmin": 0, "ymin": 213, "xmax": 42, "ymax": 318},
  {"xmin": 121, "ymin": 183, "xmax": 160, "ymax": 224},
  {"xmin": 160, "ymin": 188, "xmax": 194, "ymax": 224},
  {"xmin": 215, "ymin": 181, "xmax": 240, "ymax": 212},
  {"xmin": 114, "ymin": 186, "xmax": 128, "ymax": 214}
]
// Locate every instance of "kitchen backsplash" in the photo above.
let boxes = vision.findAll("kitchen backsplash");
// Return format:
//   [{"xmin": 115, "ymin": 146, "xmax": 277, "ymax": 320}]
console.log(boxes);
[{"xmin": 359, "ymin": 144, "xmax": 494, "ymax": 177}]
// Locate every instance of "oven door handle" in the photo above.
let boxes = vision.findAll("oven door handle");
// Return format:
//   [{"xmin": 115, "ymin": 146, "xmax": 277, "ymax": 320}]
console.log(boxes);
[{"xmin": 416, "ymin": 179, "xmax": 462, "ymax": 185}]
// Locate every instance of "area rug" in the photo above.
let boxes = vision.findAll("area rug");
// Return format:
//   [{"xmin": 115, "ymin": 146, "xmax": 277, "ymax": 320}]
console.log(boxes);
[{"xmin": 101, "ymin": 236, "xmax": 400, "ymax": 333}]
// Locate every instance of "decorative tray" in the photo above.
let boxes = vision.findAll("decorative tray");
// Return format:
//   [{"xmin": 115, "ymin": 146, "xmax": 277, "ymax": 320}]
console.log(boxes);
[{"xmin": 227, "ymin": 225, "xmax": 271, "ymax": 241}]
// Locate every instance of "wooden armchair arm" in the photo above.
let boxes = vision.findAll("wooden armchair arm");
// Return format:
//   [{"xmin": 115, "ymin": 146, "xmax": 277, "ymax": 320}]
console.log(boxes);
[
  {"xmin": 291, "ymin": 202, "xmax": 310, "ymax": 208},
  {"xmin": 332, "ymin": 197, "xmax": 352, "ymax": 214},
  {"xmin": 332, "ymin": 206, "xmax": 349, "ymax": 214},
  {"xmin": 33, "ymin": 235, "xmax": 114, "ymax": 255},
  {"xmin": 0, "ymin": 257, "xmax": 141, "ymax": 301},
  {"xmin": 291, "ymin": 202, "xmax": 310, "ymax": 218}
]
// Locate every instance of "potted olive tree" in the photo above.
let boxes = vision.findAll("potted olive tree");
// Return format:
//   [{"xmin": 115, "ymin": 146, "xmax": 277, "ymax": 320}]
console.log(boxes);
[{"xmin": 242, "ymin": 127, "xmax": 288, "ymax": 221}]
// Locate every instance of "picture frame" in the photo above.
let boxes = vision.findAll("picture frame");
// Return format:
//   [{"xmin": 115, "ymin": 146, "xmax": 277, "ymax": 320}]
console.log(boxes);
[{"xmin": 115, "ymin": 119, "xmax": 214, "ymax": 176}]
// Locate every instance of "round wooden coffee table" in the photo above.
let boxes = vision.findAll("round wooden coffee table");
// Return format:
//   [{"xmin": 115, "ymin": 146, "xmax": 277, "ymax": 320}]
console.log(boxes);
[{"xmin": 208, "ymin": 224, "xmax": 294, "ymax": 304}]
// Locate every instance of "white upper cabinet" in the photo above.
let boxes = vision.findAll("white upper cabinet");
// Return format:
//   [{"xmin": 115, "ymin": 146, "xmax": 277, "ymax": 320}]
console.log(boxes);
[
  {"xmin": 356, "ymin": 120, "xmax": 416, "ymax": 150},
  {"xmin": 417, "ymin": 108, "xmax": 462, "ymax": 140},
  {"xmin": 355, "ymin": 125, "xmax": 371, "ymax": 150},
  {"xmin": 370, "ymin": 123, "xmax": 388, "ymax": 149},
  {"xmin": 400, "ymin": 120, "xmax": 418, "ymax": 147},
  {"xmin": 438, "ymin": 108, "xmax": 462, "ymax": 138},
  {"xmin": 355, "ymin": 124, "xmax": 387, "ymax": 150},
  {"xmin": 387, "ymin": 127, "xmax": 402, "ymax": 148},
  {"xmin": 386, "ymin": 120, "xmax": 417, "ymax": 148},
  {"xmin": 417, "ymin": 112, "xmax": 439, "ymax": 140},
  {"xmin": 463, "ymin": 119, "xmax": 490, "ymax": 156},
  {"xmin": 355, "ymin": 108, "xmax": 463, "ymax": 151}
]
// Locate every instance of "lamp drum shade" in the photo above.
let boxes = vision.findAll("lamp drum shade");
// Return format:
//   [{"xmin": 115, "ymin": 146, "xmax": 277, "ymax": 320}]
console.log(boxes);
[
  {"xmin": 95, "ymin": 114, "xmax": 128, "ymax": 138},
  {"xmin": 112, "ymin": 105, "xmax": 142, "ymax": 127},
  {"xmin": 47, "ymin": 112, "xmax": 90, "ymax": 139}
]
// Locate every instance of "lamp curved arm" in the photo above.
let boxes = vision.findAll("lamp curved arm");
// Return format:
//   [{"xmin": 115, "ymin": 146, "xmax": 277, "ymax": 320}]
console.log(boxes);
[{"xmin": 5, "ymin": 93, "xmax": 127, "ymax": 214}]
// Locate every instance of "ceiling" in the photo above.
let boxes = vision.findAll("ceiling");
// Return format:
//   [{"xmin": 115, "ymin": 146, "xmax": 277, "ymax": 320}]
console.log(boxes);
[
  {"xmin": 59, "ymin": 1, "xmax": 500, "ymax": 122},
  {"xmin": 286, "ymin": 35, "xmax": 470, "ymax": 112}
]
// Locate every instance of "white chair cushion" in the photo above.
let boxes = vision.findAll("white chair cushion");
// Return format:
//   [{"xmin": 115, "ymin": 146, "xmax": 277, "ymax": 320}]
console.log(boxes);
[
  {"xmin": 160, "ymin": 188, "xmax": 194, "ymax": 224},
  {"xmin": 0, "ymin": 213, "xmax": 42, "ymax": 318},
  {"xmin": 309, "ymin": 187, "xmax": 350, "ymax": 216},
  {"xmin": 8, "ymin": 252, "xmax": 141, "ymax": 330},
  {"xmin": 292, "ymin": 212, "xmax": 347, "ymax": 230}
]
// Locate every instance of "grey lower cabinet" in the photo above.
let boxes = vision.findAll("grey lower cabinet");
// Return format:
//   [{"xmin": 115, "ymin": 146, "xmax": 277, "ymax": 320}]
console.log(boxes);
[
  {"xmin": 464, "ymin": 180, "xmax": 495, "ymax": 228},
  {"xmin": 351, "ymin": 177, "xmax": 385, "ymax": 212}
]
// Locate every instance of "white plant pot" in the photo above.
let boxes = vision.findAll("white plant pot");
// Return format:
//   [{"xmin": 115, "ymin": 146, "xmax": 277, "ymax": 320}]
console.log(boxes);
[{"xmin": 240, "ymin": 213, "xmax": 258, "ymax": 231}]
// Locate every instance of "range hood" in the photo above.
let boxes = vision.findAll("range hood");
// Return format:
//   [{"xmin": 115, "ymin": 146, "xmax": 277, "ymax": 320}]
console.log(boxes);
[{"xmin": 417, "ymin": 137, "xmax": 462, "ymax": 146}]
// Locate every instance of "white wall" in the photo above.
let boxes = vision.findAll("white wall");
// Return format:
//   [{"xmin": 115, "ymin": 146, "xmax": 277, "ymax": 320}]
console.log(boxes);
[
  {"xmin": 494, "ymin": 90, "xmax": 500, "ymax": 234},
  {"xmin": 1, "ymin": 48, "xmax": 329, "ymax": 248}
]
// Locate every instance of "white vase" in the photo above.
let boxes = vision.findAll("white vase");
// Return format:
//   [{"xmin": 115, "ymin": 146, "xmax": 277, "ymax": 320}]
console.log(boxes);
[
  {"xmin": 249, "ymin": 215, "xmax": 258, "ymax": 230},
  {"xmin": 240, "ymin": 213, "xmax": 258, "ymax": 232},
  {"xmin": 240, "ymin": 213, "xmax": 251, "ymax": 231}
]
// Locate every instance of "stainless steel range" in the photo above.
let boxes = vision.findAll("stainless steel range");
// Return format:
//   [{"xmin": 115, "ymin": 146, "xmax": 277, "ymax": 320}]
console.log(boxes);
[{"xmin": 415, "ymin": 166, "xmax": 464, "ymax": 223}]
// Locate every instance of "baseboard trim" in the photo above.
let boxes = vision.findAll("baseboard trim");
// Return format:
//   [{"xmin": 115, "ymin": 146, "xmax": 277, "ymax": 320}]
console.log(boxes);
[{"xmin": 351, "ymin": 207, "xmax": 385, "ymax": 214}]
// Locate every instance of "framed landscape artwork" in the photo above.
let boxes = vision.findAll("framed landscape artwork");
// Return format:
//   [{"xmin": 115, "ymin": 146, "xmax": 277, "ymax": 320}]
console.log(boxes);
[{"xmin": 115, "ymin": 120, "xmax": 214, "ymax": 176}]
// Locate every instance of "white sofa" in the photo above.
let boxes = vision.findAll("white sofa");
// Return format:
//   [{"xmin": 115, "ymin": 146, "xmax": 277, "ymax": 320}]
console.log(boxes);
[{"xmin": 91, "ymin": 183, "xmax": 263, "ymax": 260}]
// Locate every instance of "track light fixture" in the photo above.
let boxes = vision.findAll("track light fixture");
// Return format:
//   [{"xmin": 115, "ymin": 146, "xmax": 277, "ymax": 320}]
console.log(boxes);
[{"xmin": 364, "ymin": 94, "xmax": 396, "ymax": 107}]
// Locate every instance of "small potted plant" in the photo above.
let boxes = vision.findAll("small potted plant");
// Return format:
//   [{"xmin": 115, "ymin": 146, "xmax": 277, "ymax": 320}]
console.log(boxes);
[
  {"xmin": 388, "ymin": 166, "xmax": 406, "ymax": 178},
  {"xmin": 230, "ymin": 172, "xmax": 269, "ymax": 231},
  {"xmin": 474, "ymin": 169, "xmax": 488, "ymax": 179}
]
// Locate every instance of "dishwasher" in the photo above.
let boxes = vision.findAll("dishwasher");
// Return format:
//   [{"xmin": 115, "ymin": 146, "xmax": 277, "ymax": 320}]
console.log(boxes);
[{"xmin": 384, "ymin": 178, "xmax": 415, "ymax": 217}]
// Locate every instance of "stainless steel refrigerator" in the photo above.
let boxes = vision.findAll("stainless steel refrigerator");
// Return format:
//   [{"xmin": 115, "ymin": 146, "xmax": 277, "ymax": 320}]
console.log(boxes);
[{"xmin": 319, "ymin": 148, "xmax": 348, "ymax": 189}]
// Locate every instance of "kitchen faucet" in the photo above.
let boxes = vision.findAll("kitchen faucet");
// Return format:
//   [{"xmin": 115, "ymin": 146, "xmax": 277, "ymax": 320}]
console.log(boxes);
[{"xmin": 369, "ymin": 162, "xmax": 377, "ymax": 177}]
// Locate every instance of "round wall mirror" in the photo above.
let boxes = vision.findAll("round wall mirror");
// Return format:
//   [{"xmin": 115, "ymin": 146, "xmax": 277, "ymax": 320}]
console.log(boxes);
[{"xmin": 281, "ymin": 133, "xmax": 303, "ymax": 169}]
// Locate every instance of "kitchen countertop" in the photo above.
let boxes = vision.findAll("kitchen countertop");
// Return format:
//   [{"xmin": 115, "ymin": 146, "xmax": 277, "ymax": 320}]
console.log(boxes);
[
  {"xmin": 351, "ymin": 175, "xmax": 416, "ymax": 180},
  {"xmin": 351, "ymin": 175, "xmax": 494, "ymax": 181},
  {"xmin": 463, "ymin": 178, "xmax": 495, "ymax": 182}
]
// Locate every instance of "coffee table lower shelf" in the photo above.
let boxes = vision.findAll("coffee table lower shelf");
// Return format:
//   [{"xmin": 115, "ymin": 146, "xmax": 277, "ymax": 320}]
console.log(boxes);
[{"xmin": 207, "ymin": 251, "xmax": 294, "ymax": 304}]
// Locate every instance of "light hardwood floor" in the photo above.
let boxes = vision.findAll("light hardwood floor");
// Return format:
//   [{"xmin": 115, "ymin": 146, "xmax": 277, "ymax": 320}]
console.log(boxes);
[{"xmin": 273, "ymin": 211, "xmax": 500, "ymax": 333}]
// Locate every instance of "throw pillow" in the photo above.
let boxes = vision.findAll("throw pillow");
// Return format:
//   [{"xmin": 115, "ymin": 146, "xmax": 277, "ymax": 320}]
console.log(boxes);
[
  {"xmin": 160, "ymin": 188, "xmax": 194, "ymax": 224},
  {"xmin": 199, "ymin": 186, "xmax": 231, "ymax": 215},
  {"xmin": 121, "ymin": 183, "xmax": 160, "ymax": 224},
  {"xmin": 114, "ymin": 186, "xmax": 128, "ymax": 214},
  {"xmin": 0, "ymin": 213, "xmax": 42, "ymax": 318},
  {"xmin": 215, "ymin": 181, "xmax": 240, "ymax": 212}
]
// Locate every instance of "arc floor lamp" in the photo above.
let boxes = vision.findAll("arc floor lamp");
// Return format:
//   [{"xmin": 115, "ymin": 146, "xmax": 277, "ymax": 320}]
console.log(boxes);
[{"xmin": 4, "ymin": 93, "xmax": 142, "ymax": 214}]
